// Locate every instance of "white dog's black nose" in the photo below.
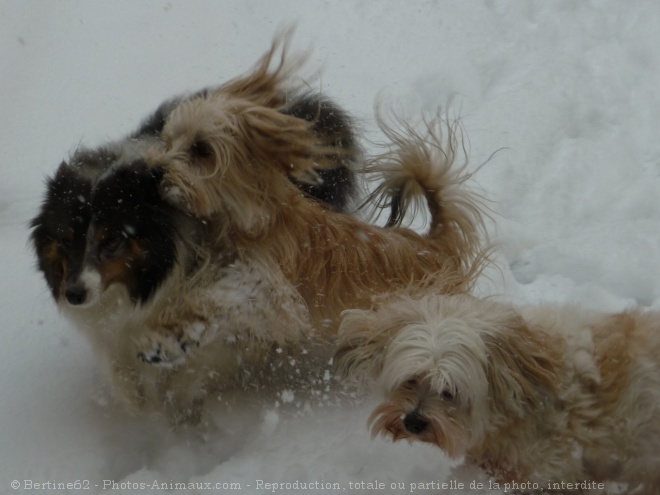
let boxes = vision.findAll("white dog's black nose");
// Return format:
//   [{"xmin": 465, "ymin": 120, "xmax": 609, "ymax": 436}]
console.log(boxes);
[
  {"xmin": 403, "ymin": 412, "xmax": 429, "ymax": 434},
  {"xmin": 65, "ymin": 284, "xmax": 87, "ymax": 305}
]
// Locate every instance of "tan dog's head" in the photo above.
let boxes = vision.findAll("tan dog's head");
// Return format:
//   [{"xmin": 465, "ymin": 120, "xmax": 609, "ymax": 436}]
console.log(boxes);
[
  {"xmin": 336, "ymin": 294, "xmax": 559, "ymax": 459},
  {"xmin": 150, "ymin": 31, "xmax": 340, "ymax": 235}
]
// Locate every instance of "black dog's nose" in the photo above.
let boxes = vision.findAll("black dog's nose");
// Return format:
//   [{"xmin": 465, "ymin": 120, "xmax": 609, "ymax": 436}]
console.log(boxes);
[
  {"xmin": 403, "ymin": 411, "xmax": 429, "ymax": 435},
  {"xmin": 65, "ymin": 285, "xmax": 87, "ymax": 305}
]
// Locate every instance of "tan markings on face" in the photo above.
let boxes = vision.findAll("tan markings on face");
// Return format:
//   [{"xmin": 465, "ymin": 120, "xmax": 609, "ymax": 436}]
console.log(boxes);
[
  {"xmin": 94, "ymin": 226, "xmax": 108, "ymax": 246},
  {"xmin": 44, "ymin": 239, "xmax": 62, "ymax": 265},
  {"xmin": 42, "ymin": 239, "xmax": 69, "ymax": 299},
  {"xmin": 128, "ymin": 239, "xmax": 147, "ymax": 260},
  {"xmin": 95, "ymin": 239, "xmax": 146, "ymax": 290}
]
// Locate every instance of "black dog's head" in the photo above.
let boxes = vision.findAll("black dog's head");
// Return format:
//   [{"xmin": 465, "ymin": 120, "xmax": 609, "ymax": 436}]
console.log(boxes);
[
  {"xmin": 81, "ymin": 161, "xmax": 179, "ymax": 305},
  {"xmin": 31, "ymin": 154, "xmax": 180, "ymax": 307},
  {"xmin": 30, "ymin": 145, "xmax": 121, "ymax": 304},
  {"xmin": 30, "ymin": 90, "xmax": 202, "ymax": 310}
]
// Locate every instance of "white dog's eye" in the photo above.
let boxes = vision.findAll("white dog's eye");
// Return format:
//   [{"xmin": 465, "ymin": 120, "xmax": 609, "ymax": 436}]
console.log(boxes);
[
  {"xmin": 441, "ymin": 389, "xmax": 455, "ymax": 401},
  {"xmin": 403, "ymin": 378, "xmax": 418, "ymax": 389}
]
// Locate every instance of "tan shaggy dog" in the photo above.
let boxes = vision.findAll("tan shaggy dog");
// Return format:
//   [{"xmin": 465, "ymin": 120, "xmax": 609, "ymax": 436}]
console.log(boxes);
[
  {"xmin": 140, "ymin": 33, "xmax": 489, "ymax": 366},
  {"xmin": 335, "ymin": 293, "xmax": 660, "ymax": 494}
]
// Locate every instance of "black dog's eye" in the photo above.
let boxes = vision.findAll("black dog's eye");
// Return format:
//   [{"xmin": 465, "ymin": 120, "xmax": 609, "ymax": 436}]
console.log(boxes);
[
  {"xmin": 60, "ymin": 237, "xmax": 73, "ymax": 252},
  {"xmin": 100, "ymin": 235, "xmax": 125, "ymax": 257}
]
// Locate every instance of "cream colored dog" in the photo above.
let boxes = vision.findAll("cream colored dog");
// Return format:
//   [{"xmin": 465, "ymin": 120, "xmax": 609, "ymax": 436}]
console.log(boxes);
[{"xmin": 336, "ymin": 293, "xmax": 660, "ymax": 493}]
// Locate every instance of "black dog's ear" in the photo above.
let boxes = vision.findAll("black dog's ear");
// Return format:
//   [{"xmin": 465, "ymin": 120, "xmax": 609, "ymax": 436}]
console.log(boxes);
[
  {"xmin": 52, "ymin": 160, "xmax": 78, "ymax": 184},
  {"xmin": 55, "ymin": 160, "xmax": 69, "ymax": 174},
  {"xmin": 91, "ymin": 160, "xmax": 167, "ymax": 214},
  {"xmin": 131, "ymin": 160, "xmax": 166, "ymax": 189},
  {"xmin": 44, "ymin": 161, "xmax": 92, "ymax": 207},
  {"xmin": 147, "ymin": 164, "xmax": 165, "ymax": 185},
  {"xmin": 131, "ymin": 163, "xmax": 166, "ymax": 204},
  {"xmin": 46, "ymin": 161, "xmax": 70, "ymax": 195}
]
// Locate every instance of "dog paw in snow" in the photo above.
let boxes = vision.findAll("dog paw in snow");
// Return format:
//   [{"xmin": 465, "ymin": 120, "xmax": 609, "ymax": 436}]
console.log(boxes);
[{"xmin": 137, "ymin": 322, "xmax": 207, "ymax": 367}]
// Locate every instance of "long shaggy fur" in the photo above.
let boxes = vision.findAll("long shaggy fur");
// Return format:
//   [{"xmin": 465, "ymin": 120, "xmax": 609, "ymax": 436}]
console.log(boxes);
[
  {"xmin": 335, "ymin": 293, "xmax": 660, "ymax": 493},
  {"xmin": 364, "ymin": 114, "xmax": 487, "ymax": 274},
  {"xmin": 149, "ymin": 33, "xmax": 489, "ymax": 339},
  {"xmin": 29, "ymin": 64, "xmax": 361, "ymax": 424}
]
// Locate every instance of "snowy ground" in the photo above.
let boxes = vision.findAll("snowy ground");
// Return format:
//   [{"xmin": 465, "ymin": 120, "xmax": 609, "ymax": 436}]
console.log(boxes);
[{"xmin": 1, "ymin": 1, "xmax": 659, "ymax": 494}]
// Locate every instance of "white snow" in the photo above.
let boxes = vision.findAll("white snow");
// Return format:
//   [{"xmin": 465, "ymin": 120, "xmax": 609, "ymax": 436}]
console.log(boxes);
[{"xmin": 2, "ymin": 1, "xmax": 659, "ymax": 494}]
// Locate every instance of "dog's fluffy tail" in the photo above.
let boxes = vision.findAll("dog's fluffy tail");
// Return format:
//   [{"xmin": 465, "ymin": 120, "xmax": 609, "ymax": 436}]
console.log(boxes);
[{"xmin": 364, "ymin": 112, "xmax": 489, "ymax": 272}]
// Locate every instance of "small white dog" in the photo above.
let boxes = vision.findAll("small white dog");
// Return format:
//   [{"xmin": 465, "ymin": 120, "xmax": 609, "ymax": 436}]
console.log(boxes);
[{"xmin": 336, "ymin": 293, "xmax": 660, "ymax": 493}]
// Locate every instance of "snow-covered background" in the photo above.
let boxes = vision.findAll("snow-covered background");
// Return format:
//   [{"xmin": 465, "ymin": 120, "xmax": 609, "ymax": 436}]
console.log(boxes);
[{"xmin": 1, "ymin": 1, "xmax": 659, "ymax": 494}]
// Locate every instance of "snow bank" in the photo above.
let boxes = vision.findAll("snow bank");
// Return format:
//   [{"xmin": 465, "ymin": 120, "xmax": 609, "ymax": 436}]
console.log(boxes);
[{"xmin": 1, "ymin": 1, "xmax": 659, "ymax": 493}]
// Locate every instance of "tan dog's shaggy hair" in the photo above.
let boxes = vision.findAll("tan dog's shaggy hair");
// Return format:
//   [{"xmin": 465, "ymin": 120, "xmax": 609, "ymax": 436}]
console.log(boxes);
[
  {"xmin": 146, "ymin": 33, "xmax": 489, "ymax": 339},
  {"xmin": 335, "ymin": 293, "xmax": 660, "ymax": 493}
]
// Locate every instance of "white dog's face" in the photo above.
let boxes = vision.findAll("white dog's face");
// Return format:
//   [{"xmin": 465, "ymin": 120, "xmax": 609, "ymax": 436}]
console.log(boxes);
[
  {"xmin": 336, "ymin": 294, "xmax": 558, "ymax": 459},
  {"xmin": 367, "ymin": 311, "xmax": 493, "ymax": 458},
  {"xmin": 368, "ymin": 375, "xmax": 477, "ymax": 458}
]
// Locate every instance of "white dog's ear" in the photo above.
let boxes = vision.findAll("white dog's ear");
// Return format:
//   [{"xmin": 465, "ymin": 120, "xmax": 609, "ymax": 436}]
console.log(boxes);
[
  {"xmin": 335, "ymin": 309, "xmax": 391, "ymax": 388},
  {"xmin": 482, "ymin": 312, "xmax": 560, "ymax": 416}
]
